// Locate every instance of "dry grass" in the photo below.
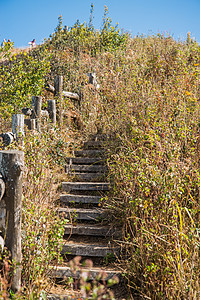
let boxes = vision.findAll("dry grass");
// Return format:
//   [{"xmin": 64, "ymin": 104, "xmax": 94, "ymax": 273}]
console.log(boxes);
[{"xmin": 1, "ymin": 20, "xmax": 200, "ymax": 298}]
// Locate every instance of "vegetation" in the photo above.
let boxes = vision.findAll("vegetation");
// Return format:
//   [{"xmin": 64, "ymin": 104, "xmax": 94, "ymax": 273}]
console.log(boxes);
[
  {"xmin": 0, "ymin": 3, "xmax": 200, "ymax": 299},
  {"xmin": 0, "ymin": 41, "xmax": 50, "ymax": 118}
]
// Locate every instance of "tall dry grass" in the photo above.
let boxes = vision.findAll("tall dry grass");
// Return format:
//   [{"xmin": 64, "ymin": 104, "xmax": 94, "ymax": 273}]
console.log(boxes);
[{"xmin": 1, "ymin": 13, "xmax": 200, "ymax": 298}]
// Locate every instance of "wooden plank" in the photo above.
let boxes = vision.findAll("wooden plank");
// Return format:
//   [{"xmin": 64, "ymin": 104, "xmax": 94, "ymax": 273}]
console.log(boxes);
[
  {"xmin": 46, "ymin": 82, "xmax": 80, "ymax": 101},
  {"xmin": 60, "ymin": 194, "xmax": 101, "ymax": 204},
  {"xmin": 63, "ymin": 90, "xmax": 79, "ymax": 100},
  {"xmin": 61, "ymin": 243, "xmax": 118, "ymax": 257},
  {"xmin": 67, "ymin": 164, "xmax": 106, "ymax": 173},
  {"xmin": 65, "ymin": 157, "xmax": 105, "ymax": 165},
  {"xmin": 49, "ymin": 265, "xmax": 121, "ymax": 281},
  {"xmin": 62, "ymin": 182, "xmax": 110, "ymax": 192}
]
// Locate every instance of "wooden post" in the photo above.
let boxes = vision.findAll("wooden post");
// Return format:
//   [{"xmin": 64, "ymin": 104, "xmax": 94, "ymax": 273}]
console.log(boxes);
[
  {"xmin": 0, "ymin": 174, "xmax": 6, "ymax": 248},
  {"xmin": 87, "ymin": 72, "xmax": 99, "ymax": 89},
  {"xmin": 31, "ymin": 96, "xmax": 42, "ymax": 130},
  {"xmin": 0, "ymin": 150, "xmax": 24, "ymax": 292},
  {"xmin": 47, "ymin": 100, "xmax": 56, "ymax": 125},
  {"xmin": 54, "ymin": 76, "xmax": 63, "ymax": 126},
  {"xmin": 79, "ymin": 87, "xmax": 83, "ymax": 107},
  {"xmin": 12, "ymin": 114, "xmax": 24, "ymax": 144},
  {"xmin": 24, "ymin": 119, "xmax": 36, "ymax": 130},
  {"xmin": 0, "ymin": 174, "xmax": 5, "ymax": 201},
  {"xmin": 46, "ymin": 83, "xmax": 79, "ymax": 101}
]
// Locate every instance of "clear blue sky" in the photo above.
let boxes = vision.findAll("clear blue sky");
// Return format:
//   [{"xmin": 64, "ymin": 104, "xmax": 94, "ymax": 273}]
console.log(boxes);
[{"xmin": 0, "ymin": 0, "xmax": 200, "ymax": 48}]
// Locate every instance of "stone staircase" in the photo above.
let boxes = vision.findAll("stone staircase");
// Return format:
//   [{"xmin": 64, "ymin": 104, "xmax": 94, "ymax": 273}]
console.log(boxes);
[{"xmin": 49, "ymin": 134, "xmax": 122, "ymax": 298}]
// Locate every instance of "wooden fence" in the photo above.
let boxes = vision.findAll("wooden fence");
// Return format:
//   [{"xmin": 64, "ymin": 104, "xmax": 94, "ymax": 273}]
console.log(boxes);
[
  {"xmin": 0, "ymin": 73, "xmax": 98, "ymax": 293},
  {"xmin": 1, "ymin": 73, "xmax": 99, "ymax": 146}
]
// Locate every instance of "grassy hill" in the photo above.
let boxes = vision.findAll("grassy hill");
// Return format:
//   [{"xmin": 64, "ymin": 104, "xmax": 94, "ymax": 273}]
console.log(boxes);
[{"xmin": 1, "ymin": 9, "xmax": 200, "ymax": 299}]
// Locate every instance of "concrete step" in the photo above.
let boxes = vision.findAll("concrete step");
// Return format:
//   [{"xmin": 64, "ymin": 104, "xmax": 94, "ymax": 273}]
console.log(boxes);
[
  {"xmin": 66, "ymin": 164, "xmax": 106, "ymax": 173},
  {"xmin": 49, "ymin": 265, "xmax": 121, "ymax": 281},
  {"xmin": 83, "ymin": 140, "xmax": 104, "ymax": 149},
  {"xmin": 74, "ymin": 150, "xmax": 104, "ymax": 158},
  {"xmin": 66, "ymin": 172, "xmax": 106, "ymax": 182},
  {"xmin": 60, "ymin": 194, "xmax": 101, "ymax": 204},
  {"xmin": 66, "ymin": 157, "xmax": 105, "ymax": 165},
  {"xmin": 61, "ymin": 242, "xmax": 119, "ymax": 257},
  {"xmin": 62, "ymin": 182, "xmax": 110, "ymax": 192},
  {"xmin": 64, "ymin": 224, "xmax": 121, "ymax": 237},
  {"xmin": 59, "ymin": 207, "xmax": 107, "ymax": 221}
]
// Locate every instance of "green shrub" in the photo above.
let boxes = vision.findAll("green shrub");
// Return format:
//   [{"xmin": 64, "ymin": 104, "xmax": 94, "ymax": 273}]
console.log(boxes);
[{"xmin": 0, "ymin": 45, "xmax": 50, "ymax": 117}]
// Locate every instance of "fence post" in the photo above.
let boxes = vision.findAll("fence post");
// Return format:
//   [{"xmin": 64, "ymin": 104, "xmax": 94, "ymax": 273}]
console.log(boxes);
[
  {"xmin": 79, "ymin": 87, "xmax": 83, "ymax": 108},
  {"xmin": 12, "ymin": 114, "xmax": 24, "ymax": 144},
  {"xmin": 0, "ymin": 174, "xmax": 6, "ymax": 241},
  {"xmin": 47, "ymin": 100, "xmax": 56, "ymax": 125},
  {"xmin": 0, "ymin": 150, "xmax": 24, "ymax": 292},
  {"xmin": 24, "ymin": 119, "xmax": 36, "ymax": 131},
  {"xmin": 31, "ymin": 96, "xmax": 42, "ymax": 131},
  {"xmin": 54, "ymin": 75, "xmax": 63, "ymax": 126},
  {"xmin": 87, "ymin": 72, "xmax": 99, "ymax": 88}
]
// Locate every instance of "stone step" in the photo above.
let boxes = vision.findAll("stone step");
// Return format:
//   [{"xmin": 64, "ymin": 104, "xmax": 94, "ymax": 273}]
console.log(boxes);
[
  {"xmin": 59, "ymin": 207, "xmax": 107, "ymax": 221},
  {"xmin": 61, "ymin": 242, "xmax": 119, "ymax": 257},
  {"xmin": 90, "ymin": 134, "xmax": 110, "ymax": 141},
  {"xmin": 47, "ymin": 295, "xmax": 69, "ymax": 300},
  {"xmin": 74, "ymin": 150, "xmax": 104, "ymax": 158},
  {"xmin": 60, "ymin": 194, "xmax": 101, "ymax": 204},
  {"xmin": 64, "ymin": 224, "xmax": 121, "ymax": 237},
  {"xmin": 66, "ymin": 164, "xmax": 106, "ymax": 173},
  {"xmin": 83, "ymin": 140, "xmax": 104, "ymax": 149},
  {"xmin": 62, "ymin": 182, "xmax": 110, "ymax": 192},
  {"xmin": 66, "ymin": 157, "xmax": 105, "ymax": 165},
  {"xmin": 49, "ymin": 265, "xmax": 121, "ymax": 281},
  {"xmin": 66, "ymin": 172, "xmax": 106, "ymax": 182}
]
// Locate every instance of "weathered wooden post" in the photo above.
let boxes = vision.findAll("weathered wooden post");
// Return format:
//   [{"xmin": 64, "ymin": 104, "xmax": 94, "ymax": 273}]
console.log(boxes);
[
  {"xmin": 31, "ymin": 96, "xmax": 42, "ymax": 131},
  {"xmin": 79, "ymin": 87, "xmax": 82, "ymax": 108},
  {"xmin": 0, "ymin": 174, "xmax": 5, "ymax": 202},
  {"xmin": 24, "ymin": 119, "xmax": 36, "ymax": 130},
  {"xmin": 0, "ymin": 150, "xmax": 24, "ymax": 292},
  {"xmin": 87, "ymin": 72, "xmax": 99, "ymax": 89},
  {"xmin": 0, "ymin": 173, "xmax": 6, "ymax": 251},
  {"xmin": 12, "ymin": 114, "xmax": 24, "ymax": 144},
  {"xmin": 47, "ymin": 100, "xmax": 56, "ymax": 125},
  {"xmin": 0, "ymin": 132, "xmax": 15, "ymax": 146},
  {"xmin": 54, "ymin": 75, "xmax": 63, "ymax": 126}
]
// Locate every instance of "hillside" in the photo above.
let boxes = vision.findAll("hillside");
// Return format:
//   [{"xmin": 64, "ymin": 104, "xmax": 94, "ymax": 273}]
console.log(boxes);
[{"xmin": 0, "ymin": 11, "xmax": 200, "ymax": 299}]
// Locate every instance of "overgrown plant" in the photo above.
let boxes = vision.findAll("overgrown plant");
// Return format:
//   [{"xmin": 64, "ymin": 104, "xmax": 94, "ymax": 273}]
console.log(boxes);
[
  {"xmin": 0, "ymin": 123, "xmax": 74, "ymax": 298},
  {"xmin": 0, "ymin": 249, "xmax": 13, "ymax": 299},
  {"xmin": 66, "ymin": 256, "xmax": 119, "ymax": 299},
  {"xmin": 87, "ymin": 35, "xmax": 200, "ymax": 299},
  {"xmin": 1, "ymin": 4, "xmax": 200, "ymax": 299},
  {"xmin": 0, "ymin": 45, "xmax": 51, "ymax": 118},
  {"xmin": 20, "ymin": 126, "xmax": 72, "ymax": 298}
]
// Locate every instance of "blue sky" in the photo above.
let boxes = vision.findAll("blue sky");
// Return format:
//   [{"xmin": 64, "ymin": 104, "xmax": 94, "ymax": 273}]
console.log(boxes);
[{"xmin": 0, "ymin": 0, "xmax": 200, "ymax": 48}]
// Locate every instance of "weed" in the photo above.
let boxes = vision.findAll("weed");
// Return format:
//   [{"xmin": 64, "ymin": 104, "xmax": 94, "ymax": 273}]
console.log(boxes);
[{"xmin": 1, "ymin": 4, "xmax": 200, "ymax": 299}]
